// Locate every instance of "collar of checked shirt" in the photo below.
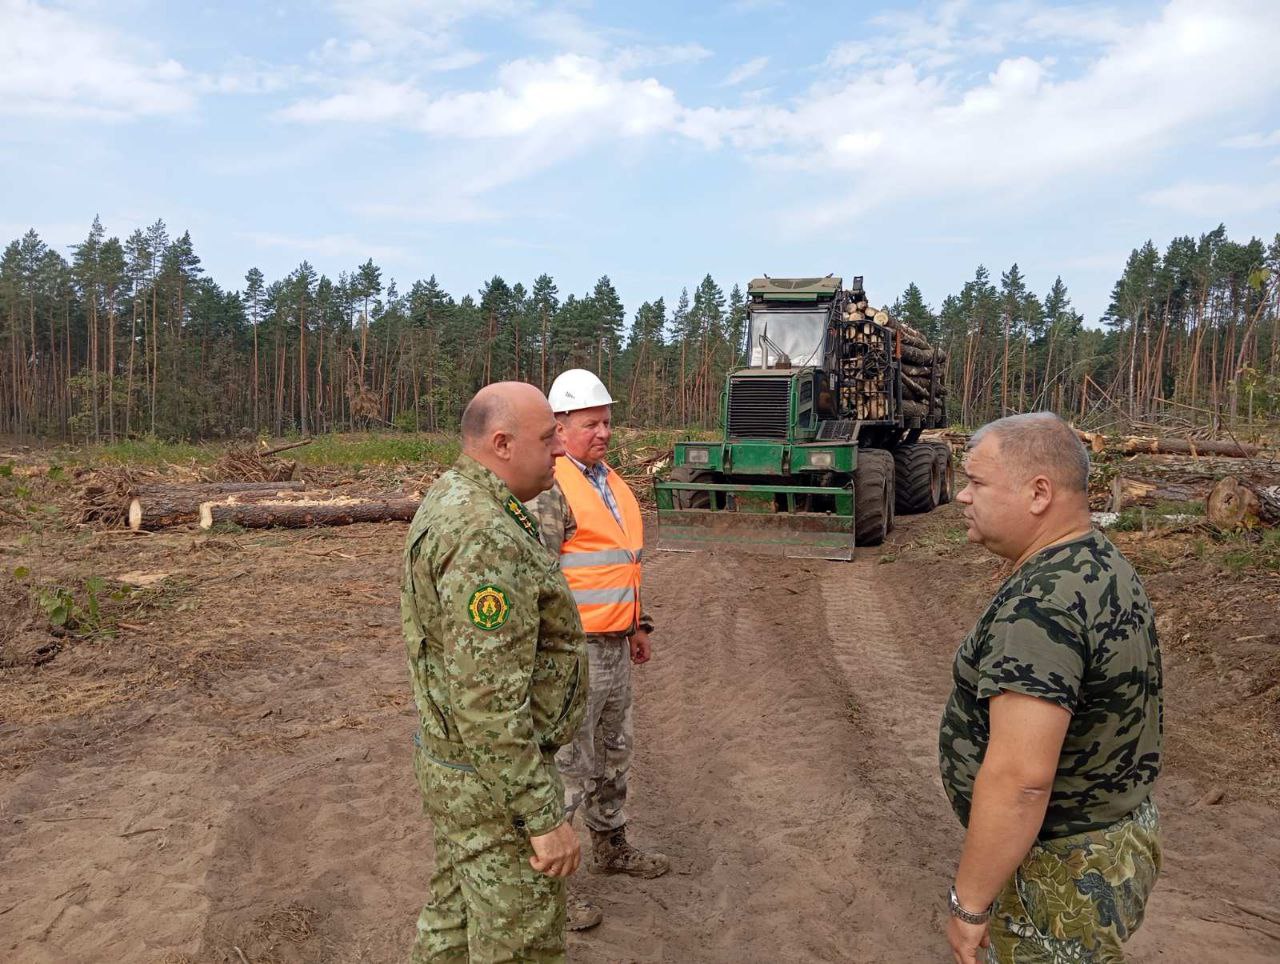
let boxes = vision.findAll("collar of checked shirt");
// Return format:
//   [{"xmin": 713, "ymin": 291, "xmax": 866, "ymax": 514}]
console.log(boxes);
[{"xmin": 565, "ymin": 452, "xmax": 624, "ymax": 528}]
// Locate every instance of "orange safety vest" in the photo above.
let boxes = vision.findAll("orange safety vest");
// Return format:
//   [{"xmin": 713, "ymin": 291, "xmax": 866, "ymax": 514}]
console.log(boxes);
[{"xmin": 553, "ymin": 457, "xmax": 644, "ymax": 635}]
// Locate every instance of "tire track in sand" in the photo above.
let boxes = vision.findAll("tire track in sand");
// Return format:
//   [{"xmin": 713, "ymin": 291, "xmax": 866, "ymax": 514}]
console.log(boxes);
[{"xmin": 570, "ymin": 545, "xmax": 949, "ymax": 962}]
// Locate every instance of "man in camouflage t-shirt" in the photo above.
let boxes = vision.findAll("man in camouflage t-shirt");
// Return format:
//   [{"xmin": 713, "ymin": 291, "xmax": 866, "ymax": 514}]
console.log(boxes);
[{"xmin": 938, "ymin": 413, "xmax": 1163, "ymax": 964}]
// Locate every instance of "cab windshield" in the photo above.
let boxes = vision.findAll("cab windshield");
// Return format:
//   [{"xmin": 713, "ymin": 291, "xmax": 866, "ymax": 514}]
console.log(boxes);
[{"xmin": 746, "ymin": 309, "xmax": 828, "ymax": 368}]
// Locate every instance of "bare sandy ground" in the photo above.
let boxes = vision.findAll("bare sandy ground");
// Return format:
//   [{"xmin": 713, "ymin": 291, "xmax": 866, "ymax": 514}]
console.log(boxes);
[{"xmin": 2, "ymin": 505, "xmax": 1277, "ymax": 962}]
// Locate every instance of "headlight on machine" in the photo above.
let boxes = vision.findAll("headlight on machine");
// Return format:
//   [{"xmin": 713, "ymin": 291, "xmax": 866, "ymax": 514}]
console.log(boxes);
[
  {"xmin": 807, "ymin": 451, "xmax": 834, "ymax": 468},
  {"xmin": 686, "ymin": 447, "xmax": 710, "ymax": 465}
]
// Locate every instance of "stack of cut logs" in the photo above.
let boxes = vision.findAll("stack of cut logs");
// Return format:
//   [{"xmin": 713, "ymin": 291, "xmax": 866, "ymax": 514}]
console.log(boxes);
[
  {"xmin": 125, "ymin": 480, "xmax": 422, "ymax": 531},
  {"xmin": 839, "ymin": 295, "xmax": 947, "ymax": 420}
]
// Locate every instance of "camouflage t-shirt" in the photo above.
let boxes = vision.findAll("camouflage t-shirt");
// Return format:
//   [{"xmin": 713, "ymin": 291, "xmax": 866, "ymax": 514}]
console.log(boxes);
[{"xmin": 938, "ymin": 530, "xmax": 1163, "ymax": 839}]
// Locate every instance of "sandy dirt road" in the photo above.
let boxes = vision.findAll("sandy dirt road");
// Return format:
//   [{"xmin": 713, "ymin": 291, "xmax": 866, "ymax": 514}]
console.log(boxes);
[{"xmin": 2, "ymin": 506, "xmax": 1278, "ymax": 962}]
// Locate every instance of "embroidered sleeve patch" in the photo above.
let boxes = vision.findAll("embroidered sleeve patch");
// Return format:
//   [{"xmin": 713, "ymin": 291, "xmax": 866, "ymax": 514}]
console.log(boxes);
[{"xmin": 467, "ymin": 585, "xmax": 510, "ymax": 630}]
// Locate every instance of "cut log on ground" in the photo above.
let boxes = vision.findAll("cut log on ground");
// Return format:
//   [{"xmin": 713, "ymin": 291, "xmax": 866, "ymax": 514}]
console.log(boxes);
[
  {"xmin": 1074, "ymin": 429, "xmax": 1106, "ymax": 454},
  {"xmin": 1206, "ymin": 477, "xmax": 1280, "ymax": 530},
  {"xmin": 128, "ymin": 482, "xmax": 308, "ymax": 531},
  {"xmin": 1121, "ymin": 437, "xmax": 1259, "ymax": 458},
  {"xmin": 1116, "ymin": 477, "xmax": 1214, "ymax": 507},
  {"xmin": 199, "ymin": 496, "xmax": 420, "ymax": 530}
]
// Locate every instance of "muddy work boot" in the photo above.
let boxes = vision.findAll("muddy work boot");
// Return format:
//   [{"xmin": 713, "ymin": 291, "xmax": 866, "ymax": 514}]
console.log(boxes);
[
  {"xmin": 589, "ymin": 826, "xmax": 670, "ymax": 879},
  {"xmin": 566, "ymin": 890, "xmax": 603, "ymax": 931}
]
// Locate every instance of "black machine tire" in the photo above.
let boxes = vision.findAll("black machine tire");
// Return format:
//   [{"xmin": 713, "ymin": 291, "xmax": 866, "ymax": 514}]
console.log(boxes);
[
  {"xmin": 671, "ymin": 465, "xmax": 713, "ymax": 509},
  {"xmin": 893, "ymin": 442, "xmax": 941, "ymax": 514},
  {"xmin": 854, "ymin": 449, "xmax": 895, "ymax": 546},
  {"xmin": 931, "ymin": 442, "xmax": 956, "ymax": 504}
]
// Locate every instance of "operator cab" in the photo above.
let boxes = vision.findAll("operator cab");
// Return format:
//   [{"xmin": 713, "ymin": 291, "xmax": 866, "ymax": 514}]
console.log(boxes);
[{"xmin": 744, "ymin": 275, "xmax": 849, "ymax": 370}]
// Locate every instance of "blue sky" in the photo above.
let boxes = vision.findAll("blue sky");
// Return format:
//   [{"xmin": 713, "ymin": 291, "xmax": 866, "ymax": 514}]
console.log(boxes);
[{"xmin": 3, "ymin": 0, "xmax": 1279, "ymax": 324}]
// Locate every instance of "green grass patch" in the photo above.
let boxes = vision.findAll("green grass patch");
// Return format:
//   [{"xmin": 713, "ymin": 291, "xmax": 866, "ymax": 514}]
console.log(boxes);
[
  {"xmin": 292, "ymin": 433, "xmax": 460, "ymax": 467},
  {"xmin": 19, "ymin": 427, "xmax": 714, "ymax": 474},
  {"xmin": 78, "ymin": 437, "xmax": 210, "ymax": 466},
  {"xmin": 1110, "ymin": 499, "xmax": 1204, "ymax": 531},
  {"xmin": 1219, "ymin": 528, "xmax": 1280, "ymax": 574}
]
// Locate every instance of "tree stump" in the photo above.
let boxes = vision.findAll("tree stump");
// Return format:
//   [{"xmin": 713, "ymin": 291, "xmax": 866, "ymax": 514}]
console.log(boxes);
[{"xmin": 1206, "ymin": 477, "xmax": 1280, "ymax": 530}]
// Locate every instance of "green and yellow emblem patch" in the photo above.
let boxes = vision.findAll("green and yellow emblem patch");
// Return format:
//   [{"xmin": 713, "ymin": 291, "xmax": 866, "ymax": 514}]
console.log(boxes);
[{"xmin": 467, "ymin": 585, "xmax": 510, "ymax": 631}]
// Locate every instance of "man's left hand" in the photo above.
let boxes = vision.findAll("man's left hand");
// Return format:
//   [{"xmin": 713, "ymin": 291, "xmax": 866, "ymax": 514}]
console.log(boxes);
[
  {"xmin": 629, "ymin": 629, "xmax": 652, "ymax": 664},
  {"xmin": 946, "ymin": 915, "xmax": 990, "ymax": 964}
]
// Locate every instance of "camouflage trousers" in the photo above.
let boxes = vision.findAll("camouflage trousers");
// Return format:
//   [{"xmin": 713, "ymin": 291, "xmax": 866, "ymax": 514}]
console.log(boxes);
[
  {"xmin": 556, "ymin": 635, "xmax": 632, "ymax": 832},
  {"xmin": 987, "ymin": 796, "xmax": 1162, "ymax": 963},
  {"xmin": 411, "ymin": 745, "xmax": 567, "ymax": 964}
]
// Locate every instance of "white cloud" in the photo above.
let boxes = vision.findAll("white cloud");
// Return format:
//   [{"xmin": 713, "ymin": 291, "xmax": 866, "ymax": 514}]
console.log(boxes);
[
  {"xmin": 282, "ymin": 0, "xmax": 1280, "ymax": 233},
  {"xmin": 1223, "ymin": 129, "xmax": 1280, "ymax": 149},
  {"xmin": 327, "ymin": 0, "xmax": 608, "ymax": 60},
  {"xmin": 330, "ymin": 0, "xmax": 519, "ymax": 44},
  {"xmin": 0, "ymin": 0, "xmax": 194, "ymax": 119},
  {"xmin": 351, "ymin": 197, "xmax": 501, "ymax": 225},
  {"xmin": 197, "ymin": 59, "xmax": 302, "ymax": 96},
  {"xmin": 614, "ymin": 43, "xmax": 713, "ymax": 72},
  {"xmin": 695, "ymin": 0, "xmax": 1280, "ymax": 225},
  {"xmin": 1141, "ymin": 179, "xmax": 1280, "ymax": 217},
  {"xmin": 281, "ymin": 54, "xmax": 682, "ymax": 140},
  {"xmin": 241, "ymin": 231, "xmax": 408, "ymax": 261},
  {"xmin": 280, "ymin": 80, "xmax": 430, "ymax": 124},
  {"xmin": 723, "ymin": 56, "xmax": 769, "ymax": 87}
]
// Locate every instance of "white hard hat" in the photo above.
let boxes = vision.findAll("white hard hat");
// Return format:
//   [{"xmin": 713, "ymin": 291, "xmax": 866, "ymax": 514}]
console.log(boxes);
[{"xmin": 548, "ymin": 368, "xmax": 614, "ymax": 414}]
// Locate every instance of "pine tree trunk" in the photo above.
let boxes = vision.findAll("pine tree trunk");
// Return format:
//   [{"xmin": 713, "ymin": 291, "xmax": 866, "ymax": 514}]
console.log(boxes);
[
  {"xmin": 540, "ymin": 308, "xmax": 548, "ymax": 392},
  {"xmin": 107, "ymin": 291, "xmax": 117, "ymax": 441}
]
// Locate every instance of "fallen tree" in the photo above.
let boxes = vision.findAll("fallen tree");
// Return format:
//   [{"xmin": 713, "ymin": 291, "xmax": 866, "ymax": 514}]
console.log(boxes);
[
  {"xmin": 1120, "ymin": 437, "xmax": 1260, "ymax": 458},
  {"xmin": 1115, "ymin": 477, "xmax": 1214, "ymax": 507},
  {"xmin": 1206, "ymin": 477, "xmax": 1280, "ymax": 530},
  {"xmin": 128, "ymin": 482, "xmax": 307, "ymax": 531},
  {"xmin": 198, "ymin": 495, "xmax": 420, "ymax": 530}
]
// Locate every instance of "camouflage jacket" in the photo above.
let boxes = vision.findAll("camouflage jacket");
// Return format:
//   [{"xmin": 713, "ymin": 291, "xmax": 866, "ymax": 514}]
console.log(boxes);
[
  {"xmin": 938, "ymin": 530, "xmax": 1163, "ymax": 839},
  {"xmin": 525, "ymin": 477, "xmax": 654, "ymax": 639},
  {"xmin": 402, "ymin": 455, "xmax": 588, "ymax": 836}
]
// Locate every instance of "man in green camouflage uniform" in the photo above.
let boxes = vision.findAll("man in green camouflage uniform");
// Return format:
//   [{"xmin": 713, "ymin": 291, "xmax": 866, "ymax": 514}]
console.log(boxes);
[
  {"xmin": 402, "ymin": 382, "xmax": 588, "ymax": 963},
  {"xmin": 938, "ymin": 412, "xmax": 1163, "ymax": 964}
]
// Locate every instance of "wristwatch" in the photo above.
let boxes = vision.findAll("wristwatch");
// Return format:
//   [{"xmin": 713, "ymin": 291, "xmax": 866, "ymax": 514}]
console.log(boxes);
[{"xmin": 948, "ymin": 885, "xmax": 991, "ymax": 925}]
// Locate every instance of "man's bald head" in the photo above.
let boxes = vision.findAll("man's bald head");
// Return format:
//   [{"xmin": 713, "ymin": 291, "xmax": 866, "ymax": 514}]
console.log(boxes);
[
  {"xmin": 459, "ymin": 382, "xmax": 563, "ymax": 500},
  {"xmin": 461, "ymin": 382, "xmax": 546, "ymax": 448}
]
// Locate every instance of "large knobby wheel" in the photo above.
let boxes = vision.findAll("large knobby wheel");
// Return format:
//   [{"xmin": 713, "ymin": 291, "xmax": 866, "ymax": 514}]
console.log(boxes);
[
  {"xmin": 893, "ymin": 442, "xmax": 941, "ymax": 514},
  {"xmin": 670, "ymin": 465, "xmax": 713, "ymax": 509},
  {"xmin": 854, "ymin": 449, "xmax": 895, "ymax": 546},
  {"xmin": 931, "ymin": 442, "xmax": 956, "ymax": 504}
]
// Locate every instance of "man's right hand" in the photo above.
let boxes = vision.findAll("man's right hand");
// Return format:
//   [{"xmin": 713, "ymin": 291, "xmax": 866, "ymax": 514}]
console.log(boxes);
[{"xmin": 528, "ymin": 821, "xmax": 581, "ymax": 878}]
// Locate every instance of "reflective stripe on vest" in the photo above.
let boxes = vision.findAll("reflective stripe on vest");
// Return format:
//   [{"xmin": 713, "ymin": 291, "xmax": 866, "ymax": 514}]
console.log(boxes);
[
  {"xmin": 572, "ymin": 587, "xmax": 637, "ymax": 605},
  {"xmin": 560, "ymin": 548, "xmax": 638, "ymax": 569},
  {"xmin": 554, "ymin": 457, "xmax": 644, "ymax": 635}
]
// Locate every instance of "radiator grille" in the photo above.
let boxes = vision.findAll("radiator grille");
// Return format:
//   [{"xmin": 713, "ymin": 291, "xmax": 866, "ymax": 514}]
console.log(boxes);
[{"xmin": 727, "ymin": 377, "xmax": 791, "ymax": 439}]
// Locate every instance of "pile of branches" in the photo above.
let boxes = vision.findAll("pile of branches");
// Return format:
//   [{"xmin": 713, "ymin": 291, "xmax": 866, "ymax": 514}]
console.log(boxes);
[
  {"xmin": 76, "ymin": 466, "xmax": 162, "ymax": 528},
  {"xmin": 201, "ymin": 440, "xmax": 308, "ymax": 484}
]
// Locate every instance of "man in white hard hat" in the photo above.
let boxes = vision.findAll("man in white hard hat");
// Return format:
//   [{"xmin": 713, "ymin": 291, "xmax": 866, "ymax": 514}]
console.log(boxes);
[{"xmin": 525, "ymin": 368, "xmax": 670, "ymax": 932}]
